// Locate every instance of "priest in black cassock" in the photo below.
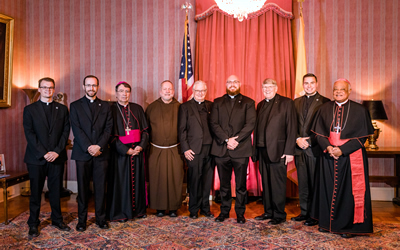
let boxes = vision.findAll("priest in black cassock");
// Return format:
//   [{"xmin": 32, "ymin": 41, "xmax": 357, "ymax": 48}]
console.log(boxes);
[
  {"xmin": 311, "ymin": 79, "xmax": 374, "ymax": 238},
  {"xmin": 107, "ymin": 82, "xmax": 149, "ymax": 222}
]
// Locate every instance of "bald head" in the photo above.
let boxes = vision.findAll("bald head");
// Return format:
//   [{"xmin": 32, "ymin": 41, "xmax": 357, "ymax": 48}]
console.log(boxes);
[
  {"xmin": 159, "ymin": 80, "xmax": 175, "ymax": 103},
  {"xmin": 226, "ymin": 75, "xmax": 241, "ymax": 96},
  {"xmin": 333, "ymin": 80, "xmax": 351, "ymax": 103}
]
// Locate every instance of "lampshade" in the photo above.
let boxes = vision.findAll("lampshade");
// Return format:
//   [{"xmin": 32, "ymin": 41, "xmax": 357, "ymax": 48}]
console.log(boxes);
[{"xmin": 361, "ymin": 100, "xmax": 388, "ymax": 120}]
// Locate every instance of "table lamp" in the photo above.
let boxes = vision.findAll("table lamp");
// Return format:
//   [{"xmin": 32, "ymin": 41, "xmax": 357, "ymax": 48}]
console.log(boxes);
[{"xmin": 361, "ymin": 100, "xmax": 388, "ymax": 149}]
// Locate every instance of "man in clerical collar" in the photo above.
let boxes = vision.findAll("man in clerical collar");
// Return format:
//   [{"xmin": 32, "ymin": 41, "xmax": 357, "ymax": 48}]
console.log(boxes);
[
  {"xmin": 146, "ymin": 80, "xmax": 183, "ymax": 218},
  {"xmin": 252, "ymin": 78, "xmax": 297, "ymax": 225},
  {"xmin": 70, "ymin": 75, "xmax": 113, "ymax": 232},
  {"xmin": 311, "ymin": 78, "xmax": 374, "ymax": 238},
  {"xmin": 23, "ymin": 77, "xmax": 71, "ymax": 237},
  {"xmin": 210, "ymin": 75, "xmax": 256, "ymax": 224},
  {"xmin": 292, "ymin": 73, "xmax": 330, "ymax": 226},
  {"xmin": 178, "ymin": 80, "xmax": 214, "ymax": 219},
  {"xmin": 108, "ymin": 81, "xmax": 149, "ymax": 222}
]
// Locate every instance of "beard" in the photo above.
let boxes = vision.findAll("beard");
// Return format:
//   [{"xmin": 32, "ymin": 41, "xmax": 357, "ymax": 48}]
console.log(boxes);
[
  {"xmin": 85, "ymin": 90, "xmax": 97, "ymax": 98},
  {"xmin": 226, "ymin": 87, "xmax": 240, "ymax": 96}
]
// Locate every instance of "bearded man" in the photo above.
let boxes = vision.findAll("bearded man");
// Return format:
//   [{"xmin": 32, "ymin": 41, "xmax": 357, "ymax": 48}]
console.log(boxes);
[{"xmin": 209, "ymin": 75, "xmax": 256, "ymax": 224}]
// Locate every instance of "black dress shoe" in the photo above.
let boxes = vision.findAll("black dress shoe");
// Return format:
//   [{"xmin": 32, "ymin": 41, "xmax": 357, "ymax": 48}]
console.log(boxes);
[
  {"xmin": 291, "ymin": 214, "xmax": 308, "ymax": 221},
  {"xmin": 341, "ymin": 233, "xmax": 354, "ymax": 238},
  {"xmin": 76, "ymin": 222, "xmax": 86, "ymax": 232},
  {"xmin": 254, "ymin": 213, "xmax": 273, "ymax": 221},
  {"xmin": 268, "ymin": 218, "xmax": 286, "ymax": 225},
  {"xmin": 136, "ymin": 214, "xmax": 147, "ymax": 219},
  {"xmin": 169, "ymin": 210, "xmax": 178, "ymax": 217},
  {"xmin": 237, "ymin": 216, "xmax": 246, "ymax": 224},
  {"xmin": 52, "ymin": 222, "xmax": 71, "ymax": 231},
  {"xmin": 318, "ymin": 227, "xmax": 329, "ymax": 233},
  {"xmin": 215, "ymin": 214, "xmax": 229, "ymax": 222},
  {"xmin": 156, "ymin": 210, "xmax": 165, "ymax": 217},
  {"xmin": 28, "ymin": 225, "xmax": 40, "ymax": 237},
  {"xmin": 97, "ymin": 221, "xmax": 109, "ymax": 229},
  {"xmin": 117, "ymin": 218, "xmax": 128, "ymax": 223},
  {"xmin": 189, "ymin": 213, "xmax": 198, "ymax": 219},
  {"xmin": 200, "ymin": 211, "xmax": 214, "ymax": 218},
  {"xmin": 304, "ymin": 218, "xmax": 318, "ymax": 226}
]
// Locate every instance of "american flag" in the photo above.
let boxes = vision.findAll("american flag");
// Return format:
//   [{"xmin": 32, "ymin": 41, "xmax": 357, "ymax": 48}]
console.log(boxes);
[{"xmin": 178, "ymin": 16, "xmax": 194, "ymax": 103}]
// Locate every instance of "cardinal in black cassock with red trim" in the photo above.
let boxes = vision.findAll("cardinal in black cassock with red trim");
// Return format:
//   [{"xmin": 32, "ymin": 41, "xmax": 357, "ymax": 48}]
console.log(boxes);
[
  {"xmin": 311, "ymin": 79, "xmax": 374, "ymax": 238},
  {"xmin": 107, "ymin": 82, "xmax": 149, "ymax": 222}
]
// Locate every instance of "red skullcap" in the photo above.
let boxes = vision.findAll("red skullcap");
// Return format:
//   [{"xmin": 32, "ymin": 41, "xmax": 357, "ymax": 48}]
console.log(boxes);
[{"xmin": 334, "ymin": 78, "xmax": 351, "ymax": 86}]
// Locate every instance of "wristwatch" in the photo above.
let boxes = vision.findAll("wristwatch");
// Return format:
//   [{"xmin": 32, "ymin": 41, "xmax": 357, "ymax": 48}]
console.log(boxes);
[{"xmin": 225, "ymin": 138, "xmax": 229, "ymax": 143}]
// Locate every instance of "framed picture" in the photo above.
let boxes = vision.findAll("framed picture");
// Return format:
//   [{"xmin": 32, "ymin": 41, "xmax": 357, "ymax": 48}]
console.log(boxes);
[
  {"xmin": 0, "ymin": 14, "xmax": 14, "ymax": 108},
  {"xmin": 0, "ymin": 153, "xmax": 5, "ymax": 174}
]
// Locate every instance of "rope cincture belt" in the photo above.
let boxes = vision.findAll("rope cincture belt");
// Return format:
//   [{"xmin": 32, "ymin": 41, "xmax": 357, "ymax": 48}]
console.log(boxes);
[{"xmin": 150, "ymin": 142, "xmax": 180, "ymax": 149}]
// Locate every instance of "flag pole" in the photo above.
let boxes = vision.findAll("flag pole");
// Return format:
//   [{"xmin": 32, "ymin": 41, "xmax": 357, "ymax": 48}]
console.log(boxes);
[{"xmin": 179, "ymin": 2, "xmax": 194, "ymax": 103}]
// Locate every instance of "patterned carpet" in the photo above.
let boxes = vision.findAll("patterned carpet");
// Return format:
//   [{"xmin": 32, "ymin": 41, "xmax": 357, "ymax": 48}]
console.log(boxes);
[{"xmin": 1, "ymin": 211, "xmax": 400, "ymax": 249}]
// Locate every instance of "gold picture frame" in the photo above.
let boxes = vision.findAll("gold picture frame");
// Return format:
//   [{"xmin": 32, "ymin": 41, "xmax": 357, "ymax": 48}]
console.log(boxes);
[
  {"xmin": 0, "ymin": 153, "xmax": 5, "ymax": 174},
  {"xmin": 0, "ymin": 14, "xmax": 14, "ymax": 108}
]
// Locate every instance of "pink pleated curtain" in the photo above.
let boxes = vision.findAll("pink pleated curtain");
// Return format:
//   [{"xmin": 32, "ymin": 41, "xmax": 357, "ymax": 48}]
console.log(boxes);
[{"xmin": 194, "ymin": 0, "xmax": 295, "ymax": 196}]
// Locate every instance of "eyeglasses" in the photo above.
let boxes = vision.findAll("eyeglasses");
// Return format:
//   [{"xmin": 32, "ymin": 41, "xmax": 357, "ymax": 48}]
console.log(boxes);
[
  {"xmin": 262, "ymin": 85, "xmax": 276, "ymax": 90},
  {"xmin": 117, "ymin": 90, "xmax": 131, "ymax": 93},
  {"xmin": 39, "ymin": 86, "xmax": 55, "ymax": 90},
  {"xmin": 226, "ymin": 80, "xmax": 240, "ymax": 84},
  {"xmin": 85, "ymin": 84, "xmax": 98, "ymax": 88},
  {"xmin": 193, "ymin": 89, "xmax": 207, "ymax": 93}
]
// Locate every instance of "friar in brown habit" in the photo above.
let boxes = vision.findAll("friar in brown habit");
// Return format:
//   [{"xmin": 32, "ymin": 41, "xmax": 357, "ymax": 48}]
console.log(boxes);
[{"xmin": 145, "ymin": 80, "xmax": 184, "ymax": 217}]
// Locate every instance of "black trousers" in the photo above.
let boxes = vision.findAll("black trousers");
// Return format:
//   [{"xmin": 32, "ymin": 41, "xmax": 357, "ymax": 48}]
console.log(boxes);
[
  {"xmin": 258, "ymin": 147, "xmax": 287, "ymax": 220},
  {"xmin": 215, "ymin": 156, "xmax": 248, "ymax": 217},
  {"xmin": 27, "ymin": 163, "xmax": 64, "ymax": 227},
  {"xmin": 187, "ymin": 145, "xmax": 213, "ymax": 215},
  {"xmin": 76, "ymin": 158, "xmax": 108, "ymax": 224},
  {"xmin": 295, "ymin": 150, "xmax": 317, "ymax": 217}
]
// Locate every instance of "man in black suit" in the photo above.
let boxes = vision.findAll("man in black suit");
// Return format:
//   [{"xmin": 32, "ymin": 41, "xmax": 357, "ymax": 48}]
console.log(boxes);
[
  {"xmin": 23, "ymin": 77, "xmax": 71, "ymax": 237},
  {"xmin": 178, "ymin": 80, "xmax": 214, "ymax": 219},
  {"xmin": 292, "ymin": 73, "xmax": 330, "ymax": 226},
  {"xmin": 253, "ymin": 78, "xmax": 297, "ymax": 225},
  {"xmin": 70, "ymin": 75, "xmax": 113, "ymax": 231},
  {"xmin": 210, "ymin": 75, "xmax": 256, "ymax": 224}
]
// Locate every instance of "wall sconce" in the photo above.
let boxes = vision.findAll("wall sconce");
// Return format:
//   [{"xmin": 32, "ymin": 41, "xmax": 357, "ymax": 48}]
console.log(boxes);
[
  {"xmin": 22, "ymin": 88, "xmax": 39, "ymax": 104},
  {"xmin": 362, "ymin": 100, "xmax": 388, "ymax": 150}
]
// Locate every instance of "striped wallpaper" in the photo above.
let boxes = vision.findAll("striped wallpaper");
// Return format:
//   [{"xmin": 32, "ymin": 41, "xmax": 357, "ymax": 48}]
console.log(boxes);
[
  {"xmin": 0, "ymin": 0, "xmax": 197, "ymax": 178},
  {"xmin": 0, "ymin": 0, "xmax": 399, "ymax": 185},
  {"xmin": 293, "ymin": 0, "xmax": 400, "ymax": 184}
]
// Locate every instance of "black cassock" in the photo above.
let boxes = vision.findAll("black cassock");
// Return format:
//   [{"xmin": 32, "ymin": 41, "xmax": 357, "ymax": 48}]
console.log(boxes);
[
  {"xmin": 311, "ymin": 100, "xmax": 374, "ymax": 235},
  {"xmin": 107, "ymin": 102, "xmax": 149, "ymax": 220}
]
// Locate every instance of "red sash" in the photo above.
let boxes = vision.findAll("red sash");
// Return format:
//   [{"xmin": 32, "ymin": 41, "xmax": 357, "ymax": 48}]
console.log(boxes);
[
  {"xmin": 328, "ymin": 131, "xmax": 365, "ymax": 224},
  {"xmin": 119, "ymin": 129, "xmax": 141, "ymax": 144}
]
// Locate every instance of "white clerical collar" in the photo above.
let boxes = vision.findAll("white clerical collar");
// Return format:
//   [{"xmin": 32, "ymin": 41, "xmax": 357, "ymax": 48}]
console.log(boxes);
[
  {"xmin": 118, "ymin": 102, "xmax": 129, "ymax": 108},
  {"xmin": 265, "ymin": 95, "xmax": 276, "ymax": 102},
  {"xmin": 193, "ymin": 98, "xmax": 204, "ymax": 104},
  {"xmin": 40, "ymin": 100, "xmax": 53, "ymax": 105},
  {"xmin": 86, "ymin": 96, "xmax": 96, "ymax": 103},
  {"xmin": 305, "ymin": 92, "xmax": 317, "ymax": 98},
  {"xmin": 335, "ymin": 99, "xmax": 349, "ymax": 106},
  {"xmin": 228, "ymin": 95, "xmax": 236, "ymax": 99}
]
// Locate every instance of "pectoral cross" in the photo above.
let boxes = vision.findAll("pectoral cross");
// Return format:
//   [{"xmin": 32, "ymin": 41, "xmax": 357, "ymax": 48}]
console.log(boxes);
[
  {"xmin": 334, "ymin": 123, "xmax": 341, "ymax": 134},
  {"xmin": 126, "ymin": 127, "xmax": 131, "ymax": 135}
]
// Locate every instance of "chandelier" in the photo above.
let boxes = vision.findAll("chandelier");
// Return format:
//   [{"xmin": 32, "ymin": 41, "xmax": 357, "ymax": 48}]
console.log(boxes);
[{"xmin": 215, "ymin": 0, "xmax": 267, "ymax": 21}]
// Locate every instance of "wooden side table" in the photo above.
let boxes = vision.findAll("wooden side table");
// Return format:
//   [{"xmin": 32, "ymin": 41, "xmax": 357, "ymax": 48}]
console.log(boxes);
[
  {"xmin": 367, "ymin": 147, "xmax": 400, "ymax": 205},
  {"xmin": 0, "ymin": 171, "xmax": 29, "ymax": 224}
]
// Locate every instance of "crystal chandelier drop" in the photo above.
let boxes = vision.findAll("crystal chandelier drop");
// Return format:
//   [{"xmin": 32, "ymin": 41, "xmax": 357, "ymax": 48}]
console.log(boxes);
[{"xmin": 215, "ymin": 0, "xmax": 267, "ymax": 21}]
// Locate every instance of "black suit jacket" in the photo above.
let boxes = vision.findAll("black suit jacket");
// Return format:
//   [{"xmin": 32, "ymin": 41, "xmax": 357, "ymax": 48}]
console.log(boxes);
[
  {"xmin": 23, "ymin": 101, "xmax": 70, "ymax": 165},
  {"xmin": 178, "ymin": 99, "xmax": 213, "ymax": 154},
  {"xmin": 253, "ymin": 94, "xmax": 297, "ymax": 163},
  {"xmin": 294, "ymin": 92, "xmax": 330, "ymax": 157},
  {"xmin": 70, "ymin": 97, "xmax": 113, "ymax": 161},
  {"xmin": 210, "ymin": 94, "xmax": 256, "ymax": 158}
]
